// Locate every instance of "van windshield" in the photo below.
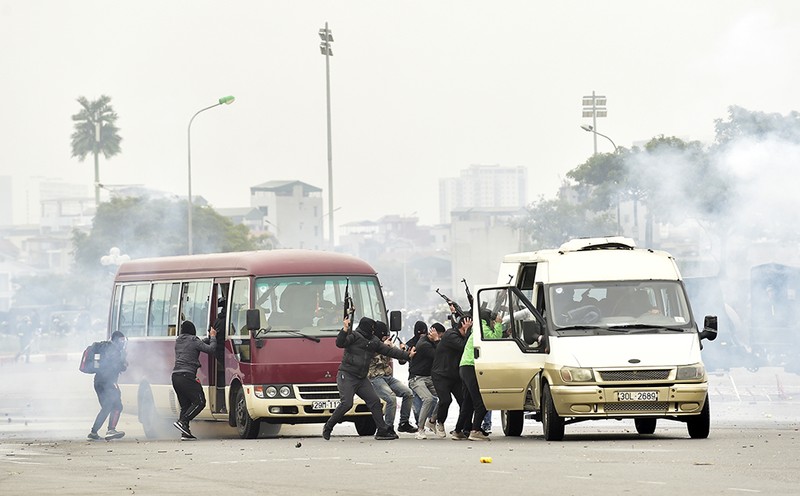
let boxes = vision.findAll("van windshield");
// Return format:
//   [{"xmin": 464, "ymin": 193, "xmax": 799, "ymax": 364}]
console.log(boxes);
[{"xmin": 548, "ymin": 281, "xmax": 693, "ymax": 332}]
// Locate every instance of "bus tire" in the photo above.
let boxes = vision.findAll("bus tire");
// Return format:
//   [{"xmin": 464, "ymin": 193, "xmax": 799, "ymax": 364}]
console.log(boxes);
[
  {"xmin": 138, "ymin": 384, "xmax": 164, "ymax": 439},
  {"xmin": 687, "ymin": 395, "xmax": 710, "ymax": 439},
  {"xmin": 501, "ymin": 410, "xmax": 524, "ymax": 437},
  {"xmin": 353, "ymin": 416, "xmax": 376, "ymax": 436},
  {"xmin": 542, "ymin": 383, "xmax": 565, "ymax": 441},
  {"xmin": 634, "ymin": 418, "xmax": 657, "ymax": 434},
  {"xmin": 234, "ymin": 387, "xmax": 261, "ymax": 439}
]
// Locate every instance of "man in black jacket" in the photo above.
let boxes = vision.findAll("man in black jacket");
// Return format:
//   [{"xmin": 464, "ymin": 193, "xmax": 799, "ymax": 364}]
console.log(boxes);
[
  {"xmin": 172, "ymin": 321, "xmax": 217, "ymax": 440},
  {"xmin": 323, "ymin": 316, "xmax": 414, "ymax": 440},
  {"xmin": 88, "ymin": 331, "xmax": 128, "ymax": 441},
  {"xmin": 408, "ymin": 322, "xmax": 443, "ymax": 439},
  {"xmin": 430, "ymin": 317, "xmax": 468, "ymax": 438}
]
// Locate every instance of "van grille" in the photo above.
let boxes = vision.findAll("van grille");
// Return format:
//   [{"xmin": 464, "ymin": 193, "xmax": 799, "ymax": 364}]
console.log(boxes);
[
  {"xmin": 298, "ymin": 384, "xmax": 339, "ymax": 400},
  {"xmin": 605, "ymin": 402, "xmax": 668, "ymax": 413},
  {"xmin": 598, "ymin": 369, "xmax": 671, "ymax": 382}
]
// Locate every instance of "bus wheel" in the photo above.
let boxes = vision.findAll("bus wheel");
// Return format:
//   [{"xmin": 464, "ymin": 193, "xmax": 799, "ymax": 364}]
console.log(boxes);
[
  {"xmin": 138, "ymin": 384, "xmax": 165, "ymax": 439},
  {"xmin": 542, "ymin": 383, "xmax": 565, "ymax": 441},
  {"xmin": 635, "ymin": 418, "xmax": 657, "ymax": 434},
  {"xmin": 234, "ymin": 387, "xmax": 261, "ymax": 439},
  {"xmin": 353, "ymin": 416, "xmax": 376, "ymax": 436},
  {"xmin": 687, "ymin": 395, "xmax": 711, "ymax": 439},
  {"xmin": 501, "ymin": 410, "xmax": 524, "ymax": 437}
]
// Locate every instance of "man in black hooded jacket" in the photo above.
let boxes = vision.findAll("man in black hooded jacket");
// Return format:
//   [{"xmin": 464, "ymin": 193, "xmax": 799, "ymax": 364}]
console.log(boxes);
[{"xmin": 323, "ymin": 316, "xmax": 414, "ymax": 440}]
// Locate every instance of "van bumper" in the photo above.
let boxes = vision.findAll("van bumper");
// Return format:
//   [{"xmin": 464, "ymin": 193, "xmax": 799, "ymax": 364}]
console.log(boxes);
[{"xmin": 550, "ymin": 382, "xmax": 708, "ymax": 417}]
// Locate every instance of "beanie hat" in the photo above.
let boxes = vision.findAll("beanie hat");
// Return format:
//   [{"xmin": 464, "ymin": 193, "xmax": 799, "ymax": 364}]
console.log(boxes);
[
  {"xmin": 111, "ymin": 331, "xmax": 126, "ymax": 341},
  {"xmin": 357, "ymin": 317, "xmax": 376, "ymax": 337},
  {"xmin": 413, "ymin": 320, "xmax": 428, "ymax": 336},
  {"xmin": 430, "ymin": 323, "xmax": 446, "ymax": 334},
  {"xmin": 180, "ymin": 321, "xmax": 197, "ymax": 335},
  {"xmin": 374, "ymin": 321, "xmax": 389, "ymax": 339}
]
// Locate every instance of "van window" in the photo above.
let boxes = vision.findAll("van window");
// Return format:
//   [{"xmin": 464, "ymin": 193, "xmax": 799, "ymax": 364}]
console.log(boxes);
[
  {"xmin": 549, "ymin": 281, "xmax": 692, "ymax": 331},
  {"xmin": 477, "ymin": 287, "xmax": 545, "ymax": 351}
]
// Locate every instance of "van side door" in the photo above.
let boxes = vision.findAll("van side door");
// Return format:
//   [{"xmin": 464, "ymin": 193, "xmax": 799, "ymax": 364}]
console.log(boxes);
[{"xmin": 473, "ymin": 286, "xmax": 548, "ymax": 411}]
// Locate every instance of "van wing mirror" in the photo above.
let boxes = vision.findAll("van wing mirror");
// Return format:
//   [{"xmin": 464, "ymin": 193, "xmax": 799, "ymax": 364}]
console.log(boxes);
[
  {"xmin": 389, "ymin": 310, "xmax": 402, "ymax": 333},
  {"xmin": 246, "ymin": 309, "xmax": 261, "ymax": 331},
  {"xmin": 698, "ymin": 315, "xmax": 718, "ymax": 341}
]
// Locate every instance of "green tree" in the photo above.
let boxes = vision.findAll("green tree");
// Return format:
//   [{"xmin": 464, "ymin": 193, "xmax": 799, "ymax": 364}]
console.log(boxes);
[
  {"xmin": 72, "ymin": 197, "xmax": 262, "ymax": 275},
  {"xmin": 714, "ymin": 105, "xmax": 800, "ymax": 146},
  {"xmin": 70, "ymin": 95, "xmax": 123, "ymax": 205}
]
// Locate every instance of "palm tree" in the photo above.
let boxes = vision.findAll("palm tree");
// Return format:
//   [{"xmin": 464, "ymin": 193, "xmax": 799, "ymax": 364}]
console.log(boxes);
[{"xmin": 70, "ymin": 95, "xmax": 122, "ymax": 205}]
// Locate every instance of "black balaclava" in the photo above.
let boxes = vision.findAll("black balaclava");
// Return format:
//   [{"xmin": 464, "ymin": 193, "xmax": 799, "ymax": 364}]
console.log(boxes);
[
  {"xmin": 413, "ymin": 320, "xmax": 428, "ymax": 337},
  {"xmin": 374, "ymin": 321, "xmax": 389, "ymax": 340},
  {"xmin": 357, "ymin": 317, "xmax": 376, "ymax": 337},
  {"xmin": 180, "ymin": 321, "xmax": 197, "ymax": 335}
]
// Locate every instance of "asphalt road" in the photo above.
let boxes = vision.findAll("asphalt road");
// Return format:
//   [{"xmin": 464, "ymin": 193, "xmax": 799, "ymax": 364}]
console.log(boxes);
[{"xmin": 1, "ymin": 357, "xmax": 798, "ymax": 495}]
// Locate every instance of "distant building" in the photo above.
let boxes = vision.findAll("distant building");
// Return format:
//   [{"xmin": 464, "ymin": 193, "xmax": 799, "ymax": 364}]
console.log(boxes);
[
  {"xmin": 250, "ymin": 180, "xmax": 323, "ymax": 250},
  {"xmin": 439, "ymin": 164, "xmax": 528, "ymax": 224}
]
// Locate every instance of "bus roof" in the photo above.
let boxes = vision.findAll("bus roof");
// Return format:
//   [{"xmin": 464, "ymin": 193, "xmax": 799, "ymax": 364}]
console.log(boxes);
[{"xmin": 114, "ymin": 249, "xmax": 377, "ymax": 281}]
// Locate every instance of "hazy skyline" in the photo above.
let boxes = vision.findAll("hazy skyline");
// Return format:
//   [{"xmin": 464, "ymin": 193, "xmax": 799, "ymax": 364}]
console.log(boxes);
[{"xmin": 2, "ymin": 1, "xmax": 799, "ymax": 235}]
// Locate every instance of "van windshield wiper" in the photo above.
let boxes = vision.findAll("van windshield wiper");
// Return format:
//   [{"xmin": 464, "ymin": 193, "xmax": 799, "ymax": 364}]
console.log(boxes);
[
  {"xmin": 556, "ymin": 325, "xmax": 606, "ymax": 332},
  {"xmin": 607, "ymin": 324, "xmax": 687, "ymax": 333}
]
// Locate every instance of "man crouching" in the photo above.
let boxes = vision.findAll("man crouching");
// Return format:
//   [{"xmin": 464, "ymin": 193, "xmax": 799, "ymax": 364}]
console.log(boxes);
[{"xmin": 323, "ymin": 317, "xmax": 415, "ymax": 440}]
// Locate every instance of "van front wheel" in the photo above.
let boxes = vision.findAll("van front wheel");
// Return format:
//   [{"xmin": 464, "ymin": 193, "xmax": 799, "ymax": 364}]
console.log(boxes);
[
  {"xmin": 542, "ymin": 384, "xmax": 564, "ymax": 441},
  {"xmin": 687, "ymin": 395, "xmax": 710, "ymax": 439},
  {"xmin": 501, "ymin": 410, "xmax": 524, "ymax": 437}
]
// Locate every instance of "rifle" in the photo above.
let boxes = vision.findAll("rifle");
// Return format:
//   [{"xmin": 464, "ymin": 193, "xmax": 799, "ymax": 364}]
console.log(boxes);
[
  {"xmin": 436, "ymin": 288, "xmax": 466, "ymax": 319},
  {"xmin": 343, "ymin": 278, "xmax": 355, "ymax": 322},
  {"xmin": 461, "ymin": 278, "xmax": 474, "ymax": 309}
]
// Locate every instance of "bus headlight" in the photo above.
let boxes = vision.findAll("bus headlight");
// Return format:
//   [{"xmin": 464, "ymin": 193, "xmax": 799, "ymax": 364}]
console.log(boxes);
[
  {"xmin": 676, "ymin": 363, "xmax": 705, "ymax": 380},
  {"xmin": 279, "ymin": 386, "xmax": 292, "ymax": 398},
  {"xmin": 560, "ymin": 366, "xmax": 594, "ymax": 382},
  {"xmin": 265, "ymin": 386, "xmax": 278, "ymax": 398}
]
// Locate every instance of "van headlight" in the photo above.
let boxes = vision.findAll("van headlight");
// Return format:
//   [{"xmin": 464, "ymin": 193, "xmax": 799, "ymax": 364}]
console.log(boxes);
[
  {"xmin": 676, "ymin": 363, "xmax": 705, "ymax": 380},
  {"xmin": 560, "ymin": 366, "xmax": 594, "ymax": 382}
]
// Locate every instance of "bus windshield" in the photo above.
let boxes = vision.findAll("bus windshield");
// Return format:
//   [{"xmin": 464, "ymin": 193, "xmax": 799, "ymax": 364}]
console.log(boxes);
[{"xmin": 254, "ymin": 275, "xmax": 385, "ymax": 334}]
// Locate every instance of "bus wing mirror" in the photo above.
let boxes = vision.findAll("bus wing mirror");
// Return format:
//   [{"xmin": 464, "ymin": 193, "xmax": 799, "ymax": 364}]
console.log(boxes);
[
  {"xmin": 699, "ymin": 315, "xmax": 718, "ymax": 341},
  {"xmin": 389, "ymin": 310, "xmax": 402, "ymax": 333},
  {"xmin": 246, "ymin": 309, "xmax": 261, "ymax": 331}
]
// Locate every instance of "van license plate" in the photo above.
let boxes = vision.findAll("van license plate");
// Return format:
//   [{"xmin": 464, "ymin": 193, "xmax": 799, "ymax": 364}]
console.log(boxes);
[
  {"xmin": 616, "ymin": 391, "xmax": 658, "ymax": 402},
  {"xmin": 312, "ymin": 400, "xmax": 340, "ymax": 410}
]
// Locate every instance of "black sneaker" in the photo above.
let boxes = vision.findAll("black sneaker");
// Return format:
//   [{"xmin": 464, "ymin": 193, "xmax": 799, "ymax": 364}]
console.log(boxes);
[
  {"xmin": 181, "ymin": 433, "xmax": 197, "ymax": 441},
  {"xmin": 173, "ymin": 420, "xmax": 191, "ymax": 437},
  {"xmin": 87, "ymin": 432, "xmax": 100, "ymax": 441},
  {"xmin": 397, "ymin": 421, "xmax": 417, "ymax": 433},
  {"xmin": 322, "ymin": 424, "xmax": 332, "ymax": 441},
  {"xmin": 374, "ymin": 428, "xmax": 397, "ymax": 440}
]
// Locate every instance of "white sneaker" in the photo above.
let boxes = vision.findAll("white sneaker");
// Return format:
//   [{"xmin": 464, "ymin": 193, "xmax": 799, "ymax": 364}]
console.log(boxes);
[
  {"xmin": 426, "ymin": 419, "xmax": 436, "ymax": 432},
  {"xmin": 435, "ymin": 422, "xmax": 447, "ymax": 438},
  {"xmin": 468, "ymin": 430, "xmax": 491, "ymax": 441},
  {"xmin": 415, "ymin": 430, "xmax": 427, "ymax": 440}
]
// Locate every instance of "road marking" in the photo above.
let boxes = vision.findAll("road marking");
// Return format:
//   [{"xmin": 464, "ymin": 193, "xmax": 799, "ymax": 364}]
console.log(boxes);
[
  {"xmin": 726, "ymin": 489, "xmax": 761, "ymax": 493},
  {"xmin": 566, "ymin": 476, "xmax": 593, "ymax": 480},
  {"xmin": 637, "ymin": 481, "xmax": 667, "ymax": 485}
]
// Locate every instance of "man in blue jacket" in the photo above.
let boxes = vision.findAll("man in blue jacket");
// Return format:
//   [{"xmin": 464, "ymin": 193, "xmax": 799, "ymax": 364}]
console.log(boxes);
[{"xmin": 323, "ymin": 316, "xmax": 414, "ymax": 440}]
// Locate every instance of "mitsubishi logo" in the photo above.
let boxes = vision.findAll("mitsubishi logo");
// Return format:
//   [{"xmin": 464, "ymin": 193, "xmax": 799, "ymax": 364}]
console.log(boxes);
[{"xmin": 324, "ymin": 371, "xmax": 332, "ymax": 378}]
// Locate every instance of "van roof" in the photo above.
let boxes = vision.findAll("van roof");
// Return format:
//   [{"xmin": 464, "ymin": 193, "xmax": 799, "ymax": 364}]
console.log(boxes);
[{"xmin": 502, "ymin": 237, "xmax": 680, "ymax": 283}]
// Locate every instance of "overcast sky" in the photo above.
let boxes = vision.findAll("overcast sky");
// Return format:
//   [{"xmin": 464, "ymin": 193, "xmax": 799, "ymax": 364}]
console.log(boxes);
[{"xmin": 2, "ymin": 1, "xmax": 799, "ymax": 233}]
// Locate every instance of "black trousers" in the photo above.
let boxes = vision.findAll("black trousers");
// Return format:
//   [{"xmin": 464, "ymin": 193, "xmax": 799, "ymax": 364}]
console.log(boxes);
[
  {"xmin": 324, "ymin": 369, "xmax": 388, "ymax": 432},
  {"xmin": 92, "ymin": 379, "xmax": 122, "ymax": 433},
  {"xmin": 431, "ymin": 373, "xmax": 464, "ymax": 425},
  {"xmin": 458, "ymin": 365, "xmax": 487, "ymax": 432},
  {"xmin": 172, "ymin": 372, "xmax": 206, "ymax": 423}
]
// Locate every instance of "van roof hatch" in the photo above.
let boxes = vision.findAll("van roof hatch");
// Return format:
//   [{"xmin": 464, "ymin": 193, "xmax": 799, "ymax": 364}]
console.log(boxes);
[{"xmin": 558, "ymin": 236, "xmax": 637, "ymax": 253}]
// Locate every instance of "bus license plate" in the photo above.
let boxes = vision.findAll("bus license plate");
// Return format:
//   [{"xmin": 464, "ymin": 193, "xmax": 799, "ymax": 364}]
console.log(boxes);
[
  {"xmin": 616, "ymin": 391, "xmax": 658, "ymax": 402},
  {"xmin": 312, "ymin": 400, "xmax": 340, "ymax": 410}
]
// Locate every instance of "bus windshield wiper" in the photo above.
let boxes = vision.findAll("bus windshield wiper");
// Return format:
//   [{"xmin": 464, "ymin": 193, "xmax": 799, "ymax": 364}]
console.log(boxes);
[{"xmin": 281, "ymin": 330, "xmax": 321, "ymax": 342}]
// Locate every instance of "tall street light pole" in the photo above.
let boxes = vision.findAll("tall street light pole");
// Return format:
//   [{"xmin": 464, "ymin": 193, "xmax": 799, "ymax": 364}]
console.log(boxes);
[
  {"xmin": 319, "ymin": 22, "xmax": 335, "ymax": 248},
  {"xmin": 187, "ymin": 95, "xmax": 235, "ymax": 255},
  {"xmin": 581, "ymin": 91, "xmax": 607, "ymax": 155}
]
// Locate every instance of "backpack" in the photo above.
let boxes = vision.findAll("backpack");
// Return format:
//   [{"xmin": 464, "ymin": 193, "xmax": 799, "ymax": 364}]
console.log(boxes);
[{"xmin": 79, "ymin": 341, "xmax": 112, "ymax": 374}]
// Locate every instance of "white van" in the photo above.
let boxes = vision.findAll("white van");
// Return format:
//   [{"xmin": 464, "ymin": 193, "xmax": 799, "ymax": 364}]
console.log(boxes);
[{"xmin": 471, "ymin": 236, "xmax": 717, "ymax": 440}]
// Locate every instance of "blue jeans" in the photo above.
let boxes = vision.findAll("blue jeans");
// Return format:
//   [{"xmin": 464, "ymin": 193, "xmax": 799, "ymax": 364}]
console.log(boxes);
[
  {"xmin": 408, "ymin": 375, "xmax": 438, "ymax": 427},
  {"xmin": 370, "ymin": 375, "xmax": 414, "ymax": 427}
]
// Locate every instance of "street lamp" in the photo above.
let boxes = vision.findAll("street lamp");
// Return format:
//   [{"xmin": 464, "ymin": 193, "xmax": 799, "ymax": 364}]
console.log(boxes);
[
  {"xmin": 581, "ymin": 91, "xmax": 607, "ymax": 155},
  {"xmin": 319, "ymin": 22, "xmax": 335, "ymax": 248},
  {"xmin": 580, "ymin": 124, "xmax": 617, "ymax": 152},
  {"xmin": 187, "ymin": 95, "xmax": 235, "ymax": 255}
]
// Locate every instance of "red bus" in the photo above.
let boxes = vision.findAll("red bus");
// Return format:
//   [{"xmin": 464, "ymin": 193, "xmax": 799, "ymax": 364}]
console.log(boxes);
[{"xmin": 109, "ymin": 250, "xmax": 398, "ymax": 438}]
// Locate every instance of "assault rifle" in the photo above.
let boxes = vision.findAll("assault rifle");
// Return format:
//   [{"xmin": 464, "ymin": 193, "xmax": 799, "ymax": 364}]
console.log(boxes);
[
  {"xmin": 436, "ymin": 288, "xmax": 466, "ymax": 320},
  {"xmin": 343, "ymin": 278, "xmax": 355, "ymax": 322},
  {"xmin": 461, "ymin": 278, "xmax": 474, "ymax": 309}
]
